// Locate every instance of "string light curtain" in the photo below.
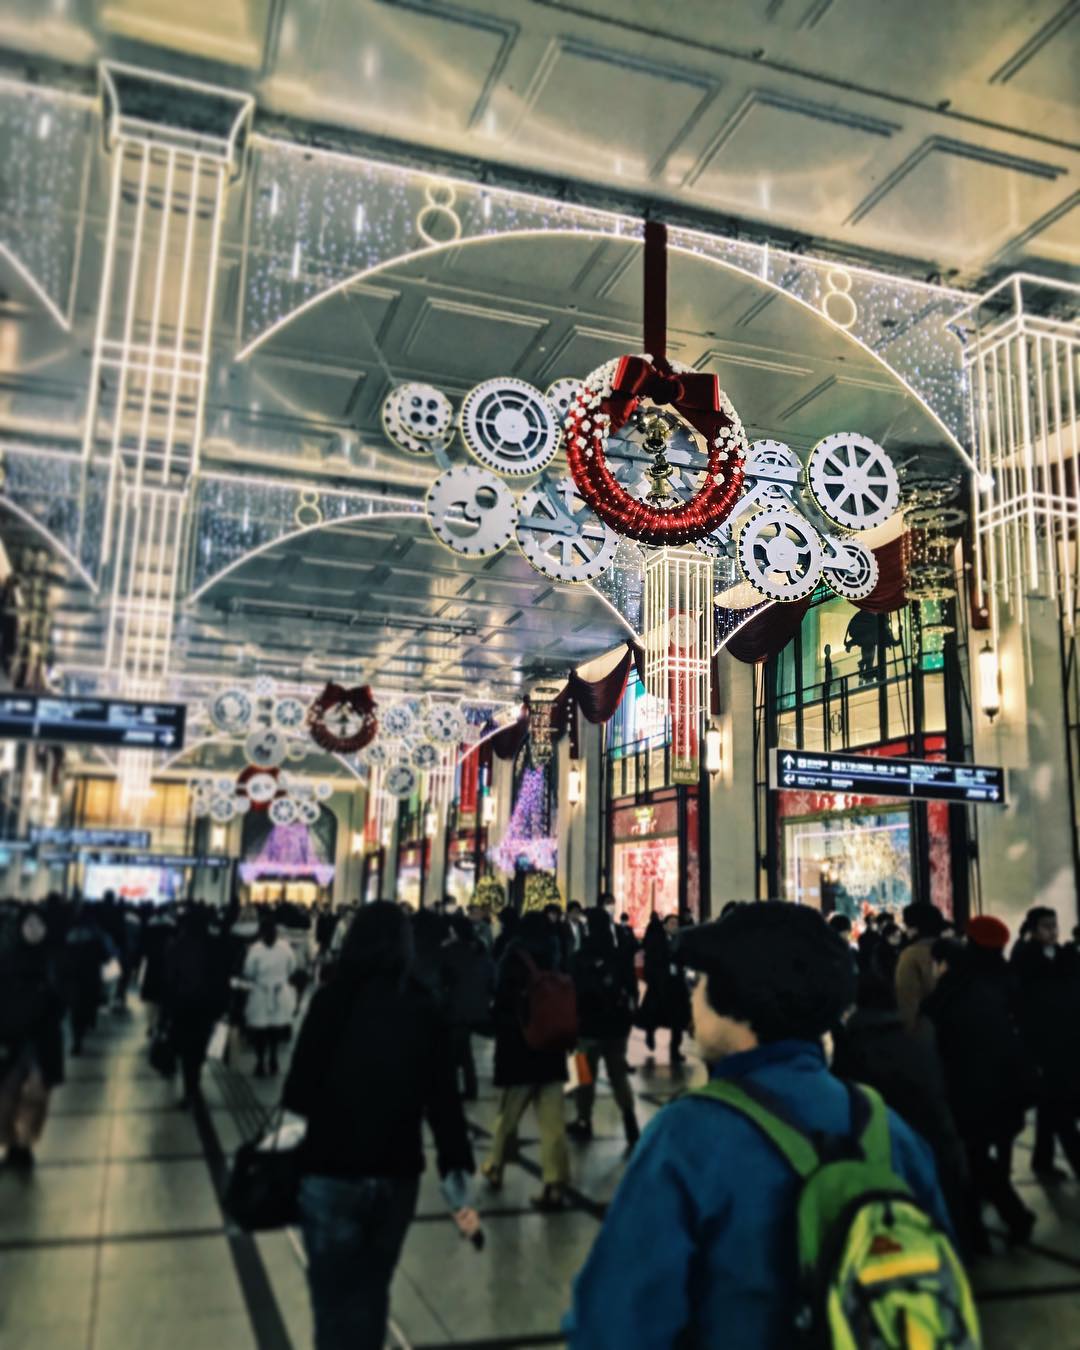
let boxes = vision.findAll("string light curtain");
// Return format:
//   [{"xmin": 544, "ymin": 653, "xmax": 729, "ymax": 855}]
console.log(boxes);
[{"xmin": 643, "ymin": 547, "xmax": 714, "ymax": 783}]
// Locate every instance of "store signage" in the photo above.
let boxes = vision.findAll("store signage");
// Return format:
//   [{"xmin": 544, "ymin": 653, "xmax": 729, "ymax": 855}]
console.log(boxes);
[
  {"xmin": 30, "ymin": 827, "xmax": 152, "ymax": 847},
  {"xmin": 769, "ymin": 750, "xmax": 1006, "ymax": 805},
  {"xmin": 0, "ymin": 694, "xmax": 186, "ymax": 749},
  {"xmin": 81, "ymin": 851, "xmax": 233, "ymax": 870}
]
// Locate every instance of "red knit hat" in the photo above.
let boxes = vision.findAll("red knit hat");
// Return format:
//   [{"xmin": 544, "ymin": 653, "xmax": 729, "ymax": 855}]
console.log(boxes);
[{"xmin": 966, "ymin": 916, "xmax": 1010, "ymax": 951}]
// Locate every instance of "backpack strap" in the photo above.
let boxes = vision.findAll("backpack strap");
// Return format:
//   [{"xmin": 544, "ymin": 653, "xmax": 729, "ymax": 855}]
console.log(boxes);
[
  {"xmin": 849, "ymin": 1082, "xmax": 892, "ymax": 1168},
  {"xmin": 693, "ymin": 1078, "xmax": 820, "ymax": 1179}
]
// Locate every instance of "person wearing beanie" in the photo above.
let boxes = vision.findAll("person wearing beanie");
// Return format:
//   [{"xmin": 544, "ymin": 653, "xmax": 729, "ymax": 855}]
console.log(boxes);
[
  {"xmin": 565, "ymin": 903, "xmax": 950, "ymax": 1349},
  {"xmin": 895, "ymin": 901, "xmax": 947, "ymax": 1034},
  {"xmin": 1009, "ymin": 906, "xmax": 1080, "ymax": 1183},
  {"xmin": 923, "ymin": 924, "xmax": 1039, "ymax": 1251}
]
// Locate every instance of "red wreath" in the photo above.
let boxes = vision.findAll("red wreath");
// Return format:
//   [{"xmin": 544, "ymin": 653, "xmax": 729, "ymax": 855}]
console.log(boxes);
[
  {"xmin": 566, "ymin": 221, "xmax": 746, "ymax": 546},
  {"xmin": 307, "ymin": 683, "xmax": 378, "ymax": 754},
  {"xmin": 566, "ymin": 354, "xmax": 746, "ymax": 546}
]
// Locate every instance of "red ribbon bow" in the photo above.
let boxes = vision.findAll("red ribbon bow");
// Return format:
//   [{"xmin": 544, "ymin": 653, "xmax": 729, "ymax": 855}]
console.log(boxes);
[{"xmin": 607, "ymin": 355, "xmax": 726, "ymax": 445}]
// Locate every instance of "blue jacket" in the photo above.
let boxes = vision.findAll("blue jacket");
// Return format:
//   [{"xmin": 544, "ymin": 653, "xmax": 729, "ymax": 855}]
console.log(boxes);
[{"xmin": 565, "ymin": 1039, "xmax": 951, "ymax": 1349}]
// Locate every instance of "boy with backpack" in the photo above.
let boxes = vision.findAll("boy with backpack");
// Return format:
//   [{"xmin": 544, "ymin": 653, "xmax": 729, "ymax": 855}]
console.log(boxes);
[{"xmin": 565, "ymin": 902, "xmax": 980, "ymax": 1349}]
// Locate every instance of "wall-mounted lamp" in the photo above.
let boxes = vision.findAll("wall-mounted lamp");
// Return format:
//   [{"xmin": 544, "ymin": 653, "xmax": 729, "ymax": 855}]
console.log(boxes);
[
  {"xmin": 978, "ymin": 642, "xmax": 1001, "ymax": 722},
  {"xmin": 210, "ymin": 825, "xmax": 228, "ymax": 853},
  {"xmin": 352, "ymin": 831, "xmax": 365, "ymax": 856},
  {"xmin": 704, "ymin": 722, "xmax": 723, "ymax": 775},
  {"xmin": 481, "ymin": 793, "xmax": 497, "ymax": 827},
  {"xmin": 424, "ymin": 807, "xmax": 438, "ymax": 839},
  {"xmin": 567, "ymin": 765, "xmax": 583, "ymax": 806},
  {"xmin": 380, "ymin": 822, "xmax": 392, "ymax": 848}
]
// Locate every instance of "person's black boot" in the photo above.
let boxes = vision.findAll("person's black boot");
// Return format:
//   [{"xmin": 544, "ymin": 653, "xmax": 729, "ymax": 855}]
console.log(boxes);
[
  {"xmin": 5, "ymin": 1145, "xmax": 34, "ymax": 1171},
  {"xmin": 622, "ymin": 1109, "xmax": 641, "ymax": 1154},
  {"xmin": 644, "ymin": 1030, "xmax": 655, "ymax": 1052},
  {"xmin": 567, "ymin": 1118, "xmax": 593, "ymax": 1142}
]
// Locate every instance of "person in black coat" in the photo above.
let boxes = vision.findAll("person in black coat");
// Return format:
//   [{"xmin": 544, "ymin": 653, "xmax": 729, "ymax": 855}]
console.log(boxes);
[
  {"xmin": 0, "ymin": 907, "xmax": 65, "ymax": 1169},
  {"xmin": 57, "ymin": 903, "xmax": 108, "ymax": 1054},
  {"xmin": 638, "ymin": 914, "xmax": 690, "ymax": 1065},
  {"xmin": 438, "ymin": 914, "xmax": 495, "ymax": 1101},
  {"xmin": 831, "ymin": 961, "xmax": 970, "ymax": 1248},
  {"xmin": 1010, "ymin": 906, "xmax": 1080, "ymax": 1181},
  {"xmin": 481, "ymin": 912, "xmax": 570, "ymax": 1210},
  {"xmin": 284, "ymin": 902, "xmax": 474, "ymax": 1350},
  {"xmin": 922, "ymin": 919, "xmax": 1038, "ymax": 1248},
  {"xmin": 163, "ymin": 908, "xmax": 230, "ymax": 1110},
  {"xmin": 568, "ymin": 908, "xmax": 640, "ymax": 1149}
]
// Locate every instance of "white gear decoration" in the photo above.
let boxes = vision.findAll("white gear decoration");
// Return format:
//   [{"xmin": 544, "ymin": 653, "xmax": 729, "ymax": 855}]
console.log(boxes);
[
  {"xmin": 822, "ymin": 540, "xmax": 880, "ymax": 601},
  {"xmin": 412, "ymin": 741, "xmax": 440, "ymax": 770},
  {"xmin": 383, "ymin": 701, "xmax": 416, "ymax": 738},
  {"xmin": 269, "ymin": 796, "xmax": 298, "ymax": 826},
  {"xmin": 192, "ymin": 795, "xmax": 210, "ymax": 819},
  {"xmin": 360, "ymin": 742, "xmax": 390, "ymax": 767},
  {"xmin": 738, "ymin": 508, "xmax": 825, "ymax": 602},
  {"xmin": 807, "ymin": 433, "xmax": 899, "ymax": 532},
  {"xmin": 314, "ymin": 781, "xmax": 333, "ymax": 801},
  {"xmin": 516, "ymin": 477, "xmax": 619, "ymax": 583},
  {"xmin": 299, "ymin": 799, "xmax": 320, "ymax": 824},
  {"xmin": 382, "ymin": 383, "xmax": 454, "ymax": 453},
  {"xmin": 385, "ymin": 763, "xmax": 418, "ymax": 798},
  {"xmin": 427, "ymin": 465, "xmax": 518, "ymax": 558},
  {"xmin": 215, "ymin": 777, "xmax": 233, "ymax": 794},
  {"xmin": 286, "ymin": 738, "xmax": 307, "ymax": 762},
  {"xmin": 246, "ymin": 772, "xmax": 278, "ymax": 805},
  {"xmin": 745, "ymin": 440, "xmax": 802, "ymax": 500},
  {"xmin": 244, "ymin": 728, "xmax": 287, "ymax": 768},
  {"xmin": 460, "ymin": 378, "xmax": 558, "ymax": 477},
  {"xmin": 209, "ymin": 689, "xmax": 252, "ymax": 734},
  {"xmin": 424, "ymin": 703, "xmax": 464, "ymax": 745},
  {"xmin": 545, "ymin": 378, "xmax": 583, "ymax": 423},
  {"xmin": 210, "ymin": 794, "xmax": 237, "ymax": 822},
  {"xmin": 253, "ymin": 675, "xmax": 275, "ymax": 698},
  {"xmin": 234, "ymin": 795, "xmax": 252, "ymax": 815},
  {"xmin": 273, "ymin": 696, "xmax": 306, "ymax": 731}
]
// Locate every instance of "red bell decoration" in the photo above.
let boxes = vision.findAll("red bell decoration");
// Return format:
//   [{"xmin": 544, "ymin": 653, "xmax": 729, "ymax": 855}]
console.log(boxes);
[
  {"xmin": 565, "ymin": 221, "xmax": 746, "ymax": 546},
  {"xmin": 306, "ymin": 683, "xmax": 378, "ymax": 754}
]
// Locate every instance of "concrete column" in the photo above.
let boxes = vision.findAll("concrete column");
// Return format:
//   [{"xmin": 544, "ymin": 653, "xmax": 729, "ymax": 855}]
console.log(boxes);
[
  {"xmin": 707, "ymin": 652, "xmax": 759, "ymax": 906},
  {"xmin": 424, "ymin": 808, "xmax": 447, "ymax": 905},
  {"xmin": 556, "ymin": 718, "xmax": 601, "ymax": 907},
  {"xmin": 972, "ymin": 597, "xmax": 1078, "ymax": 932}
]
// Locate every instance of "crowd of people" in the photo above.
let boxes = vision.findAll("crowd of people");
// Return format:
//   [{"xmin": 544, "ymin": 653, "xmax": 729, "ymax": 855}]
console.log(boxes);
[{"xmin": 2, "ymin": 888, "xmax": 1080, "ymax": 1347}]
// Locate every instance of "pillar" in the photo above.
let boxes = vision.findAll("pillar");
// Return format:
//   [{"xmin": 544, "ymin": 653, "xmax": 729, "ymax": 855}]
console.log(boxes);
[{"xmin": 707, "ymin": 652, "xmax": 759, "ymax": 906}]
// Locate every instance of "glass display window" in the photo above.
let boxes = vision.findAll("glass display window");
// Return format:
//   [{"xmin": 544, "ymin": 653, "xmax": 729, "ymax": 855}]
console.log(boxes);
[{"xmin": 782, "ymin": 806, "xmax": 913, "ymax": 920}]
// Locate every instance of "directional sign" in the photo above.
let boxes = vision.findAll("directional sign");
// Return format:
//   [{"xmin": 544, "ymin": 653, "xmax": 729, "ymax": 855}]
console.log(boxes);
[
  {"xmin": 0, "ymin": 695, "xmax": 186, "ymax": 750},
  {"xmin": 30, "ymin": 827, "xmax": 152, "ymax": 848},
  {"xmin": 81, "ymin": 851, "xmax": 233, "ymax": 870},
  {"xmin": 769, "ymin": 749, "xmax": 1006, "ymax": 806}
]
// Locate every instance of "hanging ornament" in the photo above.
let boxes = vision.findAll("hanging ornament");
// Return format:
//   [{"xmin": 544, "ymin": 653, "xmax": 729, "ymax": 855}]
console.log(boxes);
[
  {"xmin": 244, "ymin": 771, "xmax": 279, "ymax": 805},
  {"xmin": 382, "ymin": 700, "xmax": 416, "ymax": 738},
  {"xmin": 253, "ymin": 675, "xmax": 275, "ymax": 698},
  {"xmin": 244, "ymin": 727, "xmax": 288, "ymax": 768},
  {"xmin": 209, "ymin": 688, "xmax": 253, "ymax": 734},
  {"xmin": 460, "ymin": 378, "xmax": 560, "ymax": 477},
  {"xmin": 286, "ymin": 738, "xmax": 308, "ymax": 762},
  {"xmin": 210, "ymin": 794, "xmax": 237, "ymax": 823},
  {"xmin": 385, "ymin": 762, "xmax": 418, "ymax": 798},
  {"xmin": 298, "ymin": 799, "xmax": 320, "ymax": 824},
  {"xmin": 737, "ymin": 507, "xmax": 824, "ymax": 602},
  {"xmin": 411, "ymin": 740, "xmax": 441, "ymax": 770},
  {"xmin": 821, "ymin": 540, "xmax": 879, "ymax": 601},
  {"xmin": 269, "ymin": 796, "xmax": 298, "ymax": 826},
  {"xmin": 382, "ymin": 382, "xmax": 455, "ymax": 454},
  {"xmin": 643, "ymin": 548, "xmax": 714, "ymax": 784},
  {"xmin": 426, "ymin": 465, "xmax": 518, "ymax": 558},
  {"xmin": 516, "ymin": 475, "xmax": 619, "ymax": 583},
  {"xmin": 424, "ymin": 702, "xmax": 465, "ymax": 745},
  {"xmin": 273, "ymin": 696, "xmax": 307, "ymax": 731},
  {"xmin": 306, "ymin": 683, "xmax": 378, "ymax": 754},
  {"xmin": 806, "ymin": 433, "xmax": 899, "ymax": 532},
  {"xmin": 564, "ymin": 222, "xmax": 747, "ymax": 546},
  {"xmin": 527, "ymin": 680, "xmax": 564, "ymax": 766},
  {"xmin": 545, "ymin": 378, "xmax": 584, "ymax": 424},
  {"xmin": 314, "ymin": 780, "xmax": 333, "ymax": 801}
]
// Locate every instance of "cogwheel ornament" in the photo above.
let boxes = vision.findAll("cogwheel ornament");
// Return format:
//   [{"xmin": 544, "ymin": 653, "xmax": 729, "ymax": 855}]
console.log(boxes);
[
  {"xmin": 382, "ymin": 383, "xmax": 455, "ymax": 455},
  {"xmin": 209, "ymin": 688, "xmax": 252, "ymax": 734},
  {"xmin": 273, "ymin": 696, "xmax": 306, "ymax": 731},
  {"xmin": 460, "ymin": 378, "xmax": 559, "ymax": 477},
  {"xmin": 269, "ymin": 796, "xmax": 298, "ymax": 826},
  {"xmin": 516, "ymin": 476, "xmax": 619, "ymax": 583},
  {"xmin": 244, "ymin": 728, "xmax": 287, "ymax": 768},
  {"xmin": 427, "ymin": 465, "xmax": 518, "ymax": 558},
  {"xmin": 807, "ymin": 433, "xmax": 899, "ymax": 532},
  {"xmin": 424, "ymin": 703, "xmax": 465, "ymax": 745},
  {"xmin": 822, "ymin": 540, "xmax": 879, "ymax": 601},
  {"xmin": 384, "ymin": 762, "xmax": 419, "ymax": 798},
  {"xmin": 545, "ymin": 377, "xmax": 583, "ymax": 423},
  {"xmin": 738, "ymin": 507, "xmax": 824, "ymax": 602},
  {"xmin": 411, "ymin": 741, "xmax": 441, "ymax": 771},
  {"xmin": 382, "ymin": 701, "xmax": 416, "ymax": 738}
]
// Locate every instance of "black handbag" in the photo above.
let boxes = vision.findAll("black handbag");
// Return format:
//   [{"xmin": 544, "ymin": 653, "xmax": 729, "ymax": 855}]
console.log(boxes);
[
  {"xmin": 223, "ymin": 1106, "xmax": 302, "ymax": 1231},
  {"xmin": 148, "ymin": 1028, "xmax": 176, "ymax": 1078}
]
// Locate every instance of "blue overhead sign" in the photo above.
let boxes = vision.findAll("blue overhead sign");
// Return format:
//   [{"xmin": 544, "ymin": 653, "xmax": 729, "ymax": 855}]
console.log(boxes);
[
  {"xmin": 0, "ymin": 695, "xmax": 186, "ymax": 750},
  {"xmin": 769, "ymin": 749, "xmax": 1006, "ymax": 805},
  {"xmin": 30, "ymin": 827, "xmax": 152, "ymax": 848}
]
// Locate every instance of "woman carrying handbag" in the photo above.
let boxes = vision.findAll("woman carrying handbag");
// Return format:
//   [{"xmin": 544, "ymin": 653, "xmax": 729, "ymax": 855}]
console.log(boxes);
[{"xmin": 282, "ymin": 902, "xmax": 476, "ymax": 1350}]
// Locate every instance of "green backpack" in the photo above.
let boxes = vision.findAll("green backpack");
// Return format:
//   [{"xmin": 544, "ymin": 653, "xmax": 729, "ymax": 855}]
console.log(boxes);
[{"xmin": 694, "ymin": 1078, "xmax": 981, "ymax": 1350}]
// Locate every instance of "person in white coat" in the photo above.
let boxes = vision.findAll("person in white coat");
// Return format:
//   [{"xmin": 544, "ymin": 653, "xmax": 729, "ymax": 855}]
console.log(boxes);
[{"xmin": 243, "ymin": 917, "xmax": 297, "ymax": 1077}]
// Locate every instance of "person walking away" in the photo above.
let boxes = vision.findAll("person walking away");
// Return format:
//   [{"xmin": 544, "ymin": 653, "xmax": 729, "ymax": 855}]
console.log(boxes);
[
  {"xmin": 638, "ymin": 913, "xmax": 690, "ymax": 1064},
  {"xmin": 1009, "ymin": 906, "xmax": 1080, "ymax": 1182},
  {"xmin": 482, "ymin": 912, "xmax": 571, "ymax": 1210},
  {"xmin": 140, "ymin": 905, "xmax": 177, "ymax": 1035},
  {"xmin": 0, "ymin": 908, "xmax": 65, "ymax": 1169},
  {"xmin": 567, "ymin": 907, "xmax": 640, "ymax": 1150},
  {"xmin": 566, "ymin": 903, "xmax": 958, "ymax": 1349},
  {"xmin": 284, "ymin": 903, "xmax": 475, "ymax": 1350},
  {"xmin": 895, "ymin": 901, "xmax": 947, "ymax": 1033},
  {"xmin": 439, "ymin": 914, "xmax": 494, "ymax": 1101},
  {"xmin": 165, "ymin": 908, "xmax": 229, "ymax": 1110},
  {"xmin": 243, "ymin": 917, "xmax": 297, "ymax": 1077},
  {"xmin": 58, "ymin": 904, "xmax": 107, "ymax": 1054},
  {"xmin": 923, "ymin": 919, "xmax": 1038, "ymax": 1250}
]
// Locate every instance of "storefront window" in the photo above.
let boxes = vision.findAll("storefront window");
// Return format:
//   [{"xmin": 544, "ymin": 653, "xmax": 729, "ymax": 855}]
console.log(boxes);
[
  {"xmin": 610, "ymin": 794, "xmax": 680, "ymax": 933},
  {"xmin": 783, "ymin": 806, "xmax": 913, "ymax": 918}
]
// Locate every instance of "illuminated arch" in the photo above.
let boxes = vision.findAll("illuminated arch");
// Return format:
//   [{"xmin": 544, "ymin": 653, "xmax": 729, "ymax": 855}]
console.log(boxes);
[
  {"xmin": 0, "ymin": 243, "xmax": 71, "ymax": 332},
  {"xmin": 235, "ymin": 227, "xmax": 972, "ymax": 469},
  {"xmin": 155, "ymin": 733, "xmax": 366, "ymax": 782},
  {"xmin": 0, "ymin": 496, "xmax": 97, "ymax": 592}
]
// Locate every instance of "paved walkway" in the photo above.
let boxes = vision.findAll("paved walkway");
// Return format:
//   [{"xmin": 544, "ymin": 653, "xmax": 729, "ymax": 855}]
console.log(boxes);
[{"xmin": 2, "ymin": 1006, "xmax": 1079, "ymax": 1347}]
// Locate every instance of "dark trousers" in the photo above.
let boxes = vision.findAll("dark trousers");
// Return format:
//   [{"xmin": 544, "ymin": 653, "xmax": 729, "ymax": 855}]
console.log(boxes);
[
  {"xmin": 250, "ymin": 1027, "xmax": 280, "ymax": 1073},
  {"xmin": 449, "ymin": 1027, "xmax": 477, "ymax": 1100},
  {"xmin": 173, "ymin": 1012, "xmax": 215, "ymax": 1104},
  {"xmin": 299, "ymin": 1173, "xmax": 419, "ymax": 1350},
  {"xmin": 965, "ymin": 1133, "xmax": 1029, "ymax": 1236},
  {"xmin": 1033, "ymin": 1099, "xmax": 1080, "ymax": 1176}
]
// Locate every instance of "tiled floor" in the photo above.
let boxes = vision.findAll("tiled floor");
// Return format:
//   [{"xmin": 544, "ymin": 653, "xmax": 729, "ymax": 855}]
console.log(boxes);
[{"xmin": 3, "ymin": 1008, "xmax": 1080, "ymax": 1348}]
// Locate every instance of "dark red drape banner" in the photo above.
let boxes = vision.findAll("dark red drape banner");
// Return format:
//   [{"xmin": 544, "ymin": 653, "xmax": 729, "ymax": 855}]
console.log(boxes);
[
  {"xmin": 720, "ymin": 533, "xmax": 910, "ymax": 665},
  {"xmin": 490, "ymin": 715, "xmax": 530, "ymax": 761}
]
